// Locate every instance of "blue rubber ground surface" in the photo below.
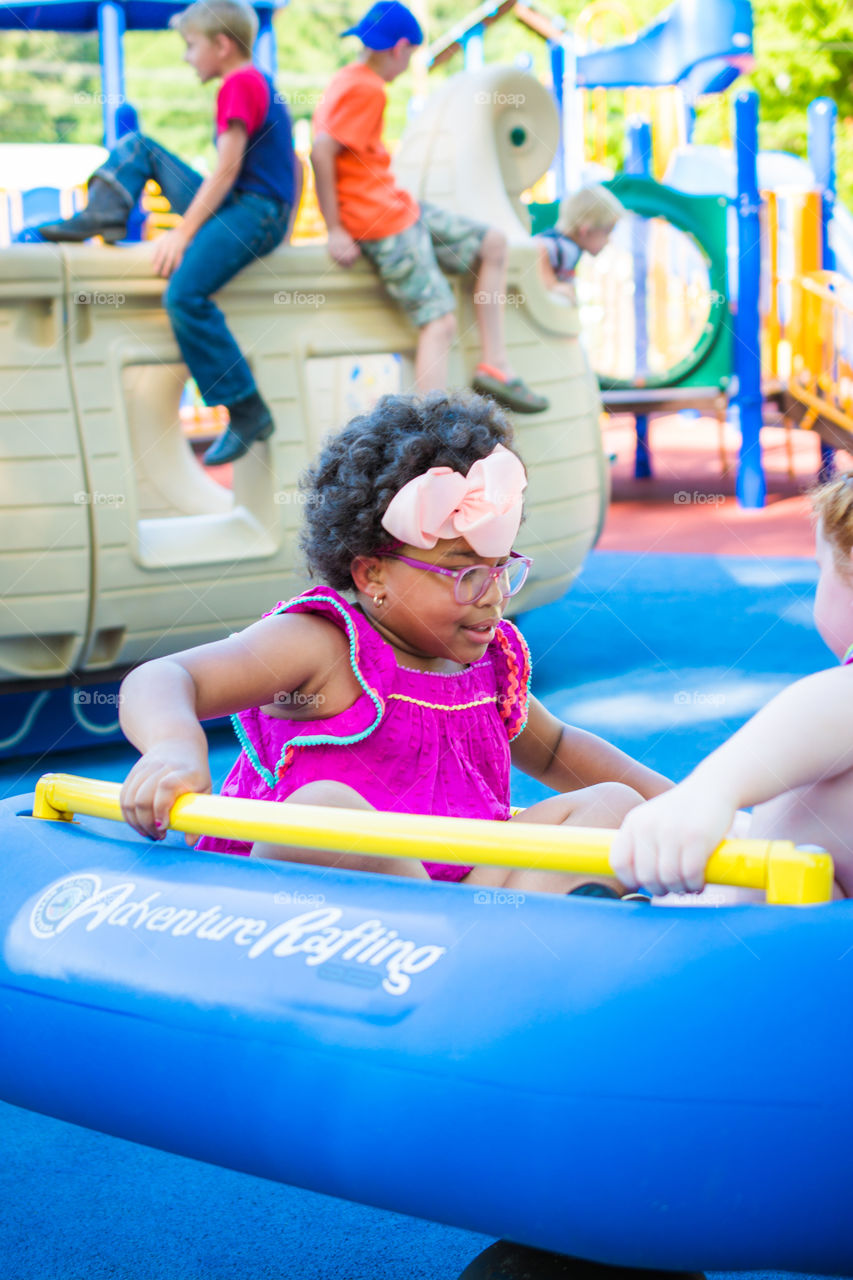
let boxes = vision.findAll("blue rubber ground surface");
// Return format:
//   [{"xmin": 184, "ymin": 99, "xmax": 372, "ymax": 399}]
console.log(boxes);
[{"xmin": 0, "ymin": 550, "xmax": 843, "ymax": 1280}]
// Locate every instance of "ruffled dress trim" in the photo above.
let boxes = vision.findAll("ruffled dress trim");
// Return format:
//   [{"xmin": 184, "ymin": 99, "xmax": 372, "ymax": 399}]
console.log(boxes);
[{"xmin": 233, "ymin": 592, "xmax": 387, "ymax": 790}]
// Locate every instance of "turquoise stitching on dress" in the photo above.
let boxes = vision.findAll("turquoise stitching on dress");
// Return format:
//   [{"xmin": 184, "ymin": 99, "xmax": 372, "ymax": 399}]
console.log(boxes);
[
  {"xmin": 231, "ymin": 711, "xmax": 277, "ymax": 788},
  {"xmin": 234, "ymin": 594, "xmax": 385, "ymax": 789}
]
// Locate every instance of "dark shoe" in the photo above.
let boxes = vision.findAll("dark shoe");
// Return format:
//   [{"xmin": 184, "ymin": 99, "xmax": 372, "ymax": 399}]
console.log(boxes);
[
  {"xmin": 203, "ymin": 391, "xmax": 274, "ymax": 466},
  {"xmin": 39, "ymin": 176, "xmax": 130, "ymax": 244},
  {"xmin": 39, "ymin": 210, "xmax": 127, "ymax": 244},
  {"xmin": 460, "ymin": 1238, "xmax": 706, "ymax": 1279},
  {"xmin": 472, "ymin": 365, "xmax": 549, "ymax": 414},
  {"xmin": 568, "ymin": 882, "xmax": 621, "ymax": 899}
]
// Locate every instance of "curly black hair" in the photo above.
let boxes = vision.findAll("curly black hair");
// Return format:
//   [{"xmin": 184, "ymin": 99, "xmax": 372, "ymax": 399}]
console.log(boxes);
[{"xmin": 299, "ymin": 390, "xmax": 521, "ymax": 590}]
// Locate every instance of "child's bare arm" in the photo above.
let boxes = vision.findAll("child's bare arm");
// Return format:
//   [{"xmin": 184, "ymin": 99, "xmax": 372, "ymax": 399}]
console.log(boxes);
[
  {"xmin": 310, "ymin": 132, "xmax": 361, "ymax": 266},
  {"xmin": 151, "ymin": 123, "xmax": 248, "ymax": 277},
  {"xmin": 510, "ymin": 697, "xmax": 671, "ymax": 799},
  {"xmin": 119, "ymin": 613, "xmax": 351, "ymax": 839},
  {"xmin": 611, "ymin": 665, "xmax": 853, "ymax": 895},
  {"xmin": 537, "ymin": 245, "xmax": 576, "ymax": 303},
  {"xmin": 537, "ymin": 243, "xmax": 558, "ymax": 289}
]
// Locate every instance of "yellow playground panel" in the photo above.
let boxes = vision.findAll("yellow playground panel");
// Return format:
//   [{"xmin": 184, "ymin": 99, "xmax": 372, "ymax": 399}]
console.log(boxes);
[
  {"xmin": 762, "ymin": 189, "xmax": 853, "ymax": 448},
  {"xmin": 788, "ymin": 272, "xmax": 853, "ymax": 439},
  {"xmin": 0, "ymin": 66, "xmax": 610, "ymax": 689}
]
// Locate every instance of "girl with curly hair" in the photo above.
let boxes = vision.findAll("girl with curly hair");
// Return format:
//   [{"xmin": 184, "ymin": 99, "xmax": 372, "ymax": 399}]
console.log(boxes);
[{"xmin": 120, "ymin": 391, "xmax": 669, "ymax": 894}]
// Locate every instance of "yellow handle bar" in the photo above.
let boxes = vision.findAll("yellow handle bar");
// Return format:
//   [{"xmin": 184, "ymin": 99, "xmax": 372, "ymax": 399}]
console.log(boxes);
[{"xmin": 31, "ymin": 772, "xmax": 835, "ymax": 906}]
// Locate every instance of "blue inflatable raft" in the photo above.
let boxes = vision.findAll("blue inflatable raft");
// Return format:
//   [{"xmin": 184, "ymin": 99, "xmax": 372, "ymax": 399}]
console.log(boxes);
[{"xmin": 1, "ymin": 781, "xmax": 851, "ymax": 1274}]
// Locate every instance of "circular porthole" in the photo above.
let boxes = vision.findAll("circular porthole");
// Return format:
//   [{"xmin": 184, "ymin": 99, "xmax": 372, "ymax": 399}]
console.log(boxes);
[
  {"xmin": 591, "ymin": 176, "xmax": 730, "ymax": 390},
  {"xmin": 578, "ymin": 211, "xmax": 723, "ymax": 386}
]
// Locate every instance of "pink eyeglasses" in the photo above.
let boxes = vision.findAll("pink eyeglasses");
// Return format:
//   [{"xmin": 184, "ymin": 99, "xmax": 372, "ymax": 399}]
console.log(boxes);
[{"xmin": 380, "ymin": 550, "xmax": 532, "ymax": 604}]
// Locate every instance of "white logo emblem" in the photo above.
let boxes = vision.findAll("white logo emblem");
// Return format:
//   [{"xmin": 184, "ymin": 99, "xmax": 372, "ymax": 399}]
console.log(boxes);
[{"xmin": 30, "ymin": 874, "xmax": 102, "ymax": 938}]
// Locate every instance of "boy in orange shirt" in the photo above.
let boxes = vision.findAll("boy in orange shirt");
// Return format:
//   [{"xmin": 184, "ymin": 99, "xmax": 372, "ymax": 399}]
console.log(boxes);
[{"xmin": 311, "ymin": 1, "xmax": 548, "ymax": 413}]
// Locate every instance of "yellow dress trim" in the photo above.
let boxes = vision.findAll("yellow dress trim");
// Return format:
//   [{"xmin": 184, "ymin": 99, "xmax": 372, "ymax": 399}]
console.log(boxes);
[{"xmin": 386, "ymin": 693, "xmax": 498, "ymax": 712}]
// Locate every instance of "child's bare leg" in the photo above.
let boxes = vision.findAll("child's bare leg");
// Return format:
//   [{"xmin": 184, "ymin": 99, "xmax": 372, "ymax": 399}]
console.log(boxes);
[
  {"xmin": 747, "ymin": 772, "xmax": 853, "ymax": 898},
  {"xmin": 251, "ymin": 781, "xmax": 430, "ymax": 879},
  {"xmin": 473, "ymin": 228, "xmax": 511, "ymax": 374},
  {"xmin": 414, "ymin": 311, "xmax": 456, "ymax": 392},
  {"xmin": 464, "ymin": 782, "xmax": 644, "ymax": 895}
]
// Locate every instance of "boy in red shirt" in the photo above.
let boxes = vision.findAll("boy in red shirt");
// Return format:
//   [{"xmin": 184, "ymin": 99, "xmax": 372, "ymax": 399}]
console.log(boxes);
[
  {"xmin": 39, "ymin": 0, "xmax": 299, "ymax": 465},
  {"xmin": 311, "ymin": 1, "xmax": 548, "ymax": 413}
]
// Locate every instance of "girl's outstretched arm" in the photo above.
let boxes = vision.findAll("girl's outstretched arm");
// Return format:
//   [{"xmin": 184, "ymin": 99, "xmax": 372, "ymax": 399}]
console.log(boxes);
[
  {"xmin": 510, "ymin": 696, "xmax": 671, "ymax": 799},
  {"xmin": 610, "ymin": 664, "xmax": 853, "ymax": 896},
  {"xmin": 119, "ymin": 612, "xmax": 353, "ymax": 840}
]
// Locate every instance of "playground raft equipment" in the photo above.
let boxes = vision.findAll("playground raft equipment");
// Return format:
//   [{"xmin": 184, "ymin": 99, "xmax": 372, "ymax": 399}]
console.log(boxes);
[{"xmin": 1, "ymin": 772, "xmax": 851, "ymax": 1274}]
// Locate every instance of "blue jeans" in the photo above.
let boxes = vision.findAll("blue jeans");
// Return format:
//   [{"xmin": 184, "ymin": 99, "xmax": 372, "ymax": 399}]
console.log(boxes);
[{"xmin": 96, "ymin": 133, "xmax": 290, "ymax": 405}]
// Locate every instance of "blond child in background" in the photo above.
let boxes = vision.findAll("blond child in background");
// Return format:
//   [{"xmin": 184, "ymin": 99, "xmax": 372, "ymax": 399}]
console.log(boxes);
[
  {"xmin": 537, "ymin": 184, "xmax": 625, "ymax": 304},
  {"xmin": 610, "ymin": 476, "xmax": 853, "ymax": 901}
]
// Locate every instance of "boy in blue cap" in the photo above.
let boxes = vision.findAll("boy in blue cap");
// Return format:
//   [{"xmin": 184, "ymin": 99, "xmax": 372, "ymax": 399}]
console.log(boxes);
[
  {"xmin": 39, "ymin": 0, "xmax": 299, "ymax": 466},
  {"xmin": 311, "ymin": 1, "xmax": 548, "ymax": 413}
]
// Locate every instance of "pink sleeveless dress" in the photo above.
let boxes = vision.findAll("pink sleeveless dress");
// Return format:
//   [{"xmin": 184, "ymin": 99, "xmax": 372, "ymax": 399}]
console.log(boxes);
[{"xmin": 196, "ymin": 586, "xmax": 531, "ymax": 880}]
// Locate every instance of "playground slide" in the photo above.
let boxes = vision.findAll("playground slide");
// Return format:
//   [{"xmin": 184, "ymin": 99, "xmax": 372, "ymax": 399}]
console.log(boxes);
[{"xmin": 575, "ymin": 0, "xmax": 752, "ymax": 91}]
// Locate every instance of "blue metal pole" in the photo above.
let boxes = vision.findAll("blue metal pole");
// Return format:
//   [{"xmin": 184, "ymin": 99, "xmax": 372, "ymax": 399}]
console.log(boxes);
[
  {"xmin": 254, "ymin": 7, "xmax": 277, "ymax": 76},
  {"xmin": 461, "ymin": 25, "xmax": 484, "ymax": 71},
  {"xmin": 808, "ymin": 96, "xmax": 837, "ymax": 481},
  {"xmin": 626, "ymin": 118, "xmax": 652, "ymax": 175},
  {"xmin": 626, "ymin": 117, "xmax": 653, "ymax": 480},
  {"xmin": 548, "ymin": 39, "xmax": 566, "ymax": 200},
  {"xmin": 734, "ymin": 89, "xmax": 765, "ymax": 508},
  {"xmin": 808, "ymin": 97, "xmax": 837, "ymax": 272},
  {"xmin": 684, "ymin": 99, "xmax": 696, "ymax": 146},
  {"xmin": 97, "ymin": 0, "xmax": 126, "ymax": 150}
]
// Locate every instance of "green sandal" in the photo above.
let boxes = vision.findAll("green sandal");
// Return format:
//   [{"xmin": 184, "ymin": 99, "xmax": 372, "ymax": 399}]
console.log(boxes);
[{"xmin": 471, "ymin": 370, "xmax": 549, "ymax": 414}]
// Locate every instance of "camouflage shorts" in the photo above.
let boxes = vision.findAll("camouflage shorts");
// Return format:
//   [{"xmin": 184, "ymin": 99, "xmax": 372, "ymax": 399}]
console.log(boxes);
[{"xmin": 360, "ymin": 202, "xmax": 490, "ymax": 328}]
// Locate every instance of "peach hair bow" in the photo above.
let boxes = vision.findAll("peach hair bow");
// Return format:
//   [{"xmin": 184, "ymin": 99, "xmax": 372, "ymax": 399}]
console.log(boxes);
[{"xmin": 380, "ymin": 444, "xmax": 527, "ymax": 557}]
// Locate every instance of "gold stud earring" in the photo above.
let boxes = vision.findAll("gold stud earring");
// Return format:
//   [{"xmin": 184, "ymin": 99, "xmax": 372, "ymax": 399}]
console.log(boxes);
[{"xmin": 373, "ymin": 594, "xmax": 385, "ymax": 608}]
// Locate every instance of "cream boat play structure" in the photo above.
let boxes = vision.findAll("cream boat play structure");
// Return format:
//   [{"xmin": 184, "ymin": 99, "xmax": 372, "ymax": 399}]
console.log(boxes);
[{"xmin": 0, "ymin": 66, "xmax": 608, "ymax": 688}]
